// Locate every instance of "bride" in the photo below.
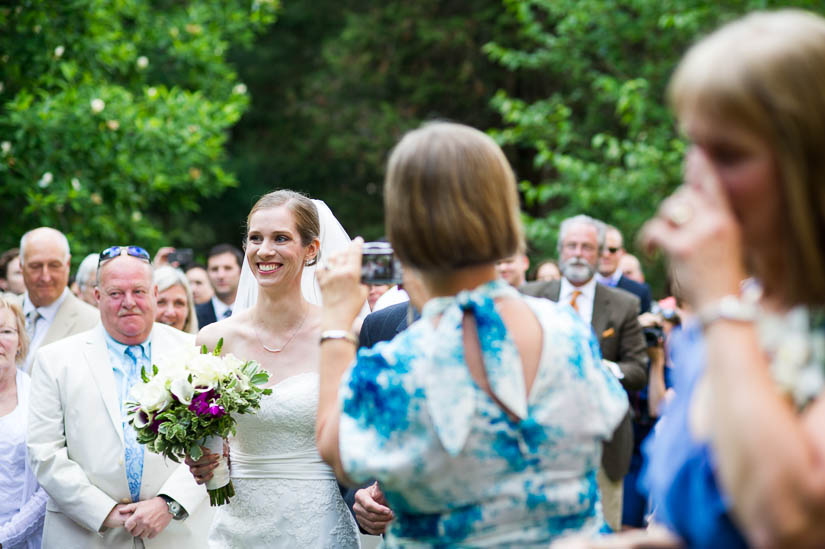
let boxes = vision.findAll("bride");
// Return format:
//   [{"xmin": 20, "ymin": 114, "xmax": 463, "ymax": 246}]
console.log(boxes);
[{"xmin": 186, "ymin": 190, "xmax": 360, "ymax": 548}]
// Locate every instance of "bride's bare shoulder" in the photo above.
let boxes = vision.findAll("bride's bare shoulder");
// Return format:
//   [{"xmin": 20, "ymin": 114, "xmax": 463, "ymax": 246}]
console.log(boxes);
[{"xmin": 196, "ymin": 312, "xmax": 252, "ymax": 349}]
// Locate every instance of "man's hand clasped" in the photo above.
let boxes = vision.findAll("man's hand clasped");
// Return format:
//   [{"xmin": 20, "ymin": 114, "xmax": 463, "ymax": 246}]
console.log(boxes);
[{"xmin": 104, "ymin": 497, "xmax": 174, "ymax": 539}]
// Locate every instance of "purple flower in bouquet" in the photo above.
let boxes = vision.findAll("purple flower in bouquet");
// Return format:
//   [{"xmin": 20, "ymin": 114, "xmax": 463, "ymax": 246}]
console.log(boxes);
[{"xmin": 189, "ymin": 389, "xmax": 217, "ymax": 416}]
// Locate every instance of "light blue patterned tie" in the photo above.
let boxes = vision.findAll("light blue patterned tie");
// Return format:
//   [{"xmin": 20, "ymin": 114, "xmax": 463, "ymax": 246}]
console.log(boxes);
[{"xmin": 123, "ymin": 346, "xmax": 145, "ymax": 502}]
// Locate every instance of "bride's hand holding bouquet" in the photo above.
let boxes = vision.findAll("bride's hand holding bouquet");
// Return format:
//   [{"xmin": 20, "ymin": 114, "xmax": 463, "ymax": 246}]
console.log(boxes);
[{"xmin": 126, "ymin": 339, "xmax": 272, "ymax": 506}]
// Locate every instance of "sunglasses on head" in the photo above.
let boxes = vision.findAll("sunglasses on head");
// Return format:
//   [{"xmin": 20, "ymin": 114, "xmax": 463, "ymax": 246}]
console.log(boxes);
[{"xmin": 98, "ymin": 245, "xmax": 151, "ymax": 266}]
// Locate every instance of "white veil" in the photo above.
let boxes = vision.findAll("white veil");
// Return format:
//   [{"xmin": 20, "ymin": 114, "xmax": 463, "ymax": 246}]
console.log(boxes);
[{"xmin": 233, "ymin": 199, "xmax": 367, "ymax": 316}]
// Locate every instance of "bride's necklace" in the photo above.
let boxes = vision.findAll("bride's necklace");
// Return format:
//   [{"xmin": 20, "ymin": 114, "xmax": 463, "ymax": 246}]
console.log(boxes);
[{"xmin": 255, "ymin": 304, "xmax": 310, "ymax": 354}]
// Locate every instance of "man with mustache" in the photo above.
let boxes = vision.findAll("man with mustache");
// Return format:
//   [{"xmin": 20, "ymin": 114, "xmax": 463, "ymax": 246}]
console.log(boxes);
[
  {"xmin": 18, "ymin": 227, "xmax": 99, "ymax": 372},
  {"xmin": 521, "ymin": 214, "xmax": 646, "ymax": 532},
  {"xmin": 27, "ymin": 246, "xmax": 211, "ymax": 548}
]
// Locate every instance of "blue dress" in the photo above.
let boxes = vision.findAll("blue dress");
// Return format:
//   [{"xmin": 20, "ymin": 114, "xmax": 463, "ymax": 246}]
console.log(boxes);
[
  {"xmin": 641, "ymin": 325, "xmax": 747, "ymax": 548},
  {"xmin": 338, "ymin": 281, "xmax": 629, "ymax": 547}
]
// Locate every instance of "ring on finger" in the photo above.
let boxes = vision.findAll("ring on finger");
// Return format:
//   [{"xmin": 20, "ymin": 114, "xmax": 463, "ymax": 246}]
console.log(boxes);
[{"xmin": 665, "ymin": 200, "xmax": 694, "ymax": 226}]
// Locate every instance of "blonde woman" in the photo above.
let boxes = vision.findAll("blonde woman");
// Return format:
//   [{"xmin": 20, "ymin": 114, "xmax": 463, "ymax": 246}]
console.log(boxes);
[
  {"xmin": 154, "ymin": 266, "xmax": 199, "ymax": 334},
  {"xmin": 0, "ymin": 296, "xmax": 46, "ymax": 549}
]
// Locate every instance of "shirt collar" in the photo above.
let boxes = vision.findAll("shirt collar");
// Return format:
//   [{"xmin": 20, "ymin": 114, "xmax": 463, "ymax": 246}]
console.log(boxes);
[
  {"xmin": 101, "ymin": 323, "xmax": 152, "ymax": 360},
  {"xmin": 23, "ymin": 288, "xmax": 70, "ymax": 322},
  {"xmin": 560, "ymin": 275, "xmax": 597, "ymax": 303},
  {"xmin": 211, "ymin": 296, "xmax": 232, "ymax": 319},
  {"xmin": 595, "ymin": 269, "xmax": 622, "ymax": 287}
]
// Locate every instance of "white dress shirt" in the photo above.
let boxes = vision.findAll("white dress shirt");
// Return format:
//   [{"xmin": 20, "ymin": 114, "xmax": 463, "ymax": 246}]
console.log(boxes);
[
  {"xmin": 595, "ymin": 269, "xmax": 622, "ymax": 287},
  {"xmin": 559, "ymin": 276, "xmax": 597, "ymax": 325},
  {"xmin": 22, "ymin": 288, "xmax": 69, "ymax": 371},
  {"xmin": 210, "ymin": 296, "xmax": 233, "ymax": 320}
]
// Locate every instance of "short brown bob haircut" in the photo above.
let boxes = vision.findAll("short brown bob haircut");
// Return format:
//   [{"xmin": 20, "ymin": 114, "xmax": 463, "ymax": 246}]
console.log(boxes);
[
  {"xmin": 384, "ymin": 122, "xmax": 524, "ymax": 272},
  {"xmin": 670, "ymin": 10, "xmax": 825, "ymax": 305}
]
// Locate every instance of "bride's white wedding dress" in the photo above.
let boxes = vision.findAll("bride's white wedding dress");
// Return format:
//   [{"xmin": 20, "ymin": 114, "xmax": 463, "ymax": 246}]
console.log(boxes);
[{"xmin": 209, "ymin": 372, "xmax": 360, "ymax": 548}]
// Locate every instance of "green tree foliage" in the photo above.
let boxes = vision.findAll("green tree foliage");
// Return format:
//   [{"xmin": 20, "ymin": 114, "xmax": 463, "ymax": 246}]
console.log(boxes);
[
  {"xmin": 0, "ymin": 0, "xmax": 277, "ymax": 263},
  {"xmin": 485, "ymin": 0, "xmax": 825, "ymax": 288},
  {"xmin": 210, "ymin": 0, "xmax": 520, "ymax": 243}
]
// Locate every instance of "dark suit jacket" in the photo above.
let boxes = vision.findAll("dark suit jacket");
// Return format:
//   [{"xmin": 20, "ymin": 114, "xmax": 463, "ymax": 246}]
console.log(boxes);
[
  {"xmin": 343, "ymin": 301, "xmax": 414, "ymax": 532},
  {"xmin": 520, "ymin": 279, "xmax": 647, "ymax": 481},
  {"xmin": 615, "ymin": 275, "xmax": 652, "ymax": 314},
  {"xmin": 195, "ymin": 301, "xmax": 217, "ymax": 329}
]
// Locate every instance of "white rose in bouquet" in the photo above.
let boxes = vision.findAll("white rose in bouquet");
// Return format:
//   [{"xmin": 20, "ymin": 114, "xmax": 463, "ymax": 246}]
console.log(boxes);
[{"xmin": 134, "ymin": 379, "xmax": 172, "ymax": 413}]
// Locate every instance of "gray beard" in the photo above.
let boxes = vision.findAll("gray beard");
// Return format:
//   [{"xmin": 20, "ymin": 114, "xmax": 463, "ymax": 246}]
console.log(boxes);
[{"xmin": 561, "ymin": 260, "xmax": 595, "ymax": 285}]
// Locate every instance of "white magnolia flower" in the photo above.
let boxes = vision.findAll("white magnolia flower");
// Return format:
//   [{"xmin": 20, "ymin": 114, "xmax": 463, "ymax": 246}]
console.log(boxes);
[
  {"xmin": 54, "ymin": 45, "xmax": 65, "ymax": 58},
  {"xmin": 136, "ymin": 56, "xmax": 149, "ymax": 69},
  {"xmin": 1, "ymin": 141, "xmax": 10, "ymax": 155},
  {"xmin": 71, "ymin": 177, "xmax": 81, "ymax": 191},
  {"xmin": 90, "ymin": 98, "xmax": 105, "ymax": 113},
  {"xmin": 131, "ymin": 211, "xmax": 142, "ymax": 222},
  {"xmin": 133, "ymin": 379, "xmax": 172, "ymax": 413},
  {"xmin": 38, "ymin": 172, "xmax": 53, "ymax": 188},
  {"xmin": 147, "ymin": 87, "xmax": 158, "ymax": 98},
  {"xmin": 170, "ymin": 377, "xmax": 195, "ymax": 405},
  {"xmin": 232, "ymin": 83, "xmax": 247, "ymax": 95}
]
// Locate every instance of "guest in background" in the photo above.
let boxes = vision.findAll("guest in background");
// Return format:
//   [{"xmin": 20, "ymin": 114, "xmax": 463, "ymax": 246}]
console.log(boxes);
[
  {"xmin": 185, "ymin": 264, "xmax": 214, "ymax": 306},
  {"xmin": 618, "ymin": 254, "xmax": 645, "ymax": 285},
  {"xmin": 0, "ymin": 296, "xmax": 47, "ymax": 549},
  {"xmin": 317, "ymin": 122, "xmax": 628, "ymax": 545},
  {"xmin": 495, "ymin": 248, "xmax": 530, "ymax": 288},
  {"xmin": 0, "ymin": 248, "xmax": 25, "ymax": 296},
  {"xmin": 367, "ymin": 284, "xmax": 391, "ymax": 311},
  {"xmin": 597, "ymin": 226, "xmax": 652, "ymax": 314},
  {"xmin": 534, "ymin": 259, "xmax": 562, "ymax": 282},
  {"xmin": 195, "ymin": 244, "xmax": 242, "ymax": 328},
  {"xmin": 74, "ymin": 253, "xmax": 100, "ymax": 307},
  {"xmin": 154, "ymin": 266, "xmax": 198, "ymax": 334},
  {"xmin": 19, "ymin": 228, "xmax": 98, "ymax": 372}
]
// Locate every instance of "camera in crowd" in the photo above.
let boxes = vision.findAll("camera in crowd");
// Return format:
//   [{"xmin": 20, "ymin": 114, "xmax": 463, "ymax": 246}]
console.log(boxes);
[
  {"xmin": 361, "ymin": 241, "xmax": 403, "ymax": 285},
  {"xmin": 642, "ymin": 305, "xmax": 681, "ymax": 347}
]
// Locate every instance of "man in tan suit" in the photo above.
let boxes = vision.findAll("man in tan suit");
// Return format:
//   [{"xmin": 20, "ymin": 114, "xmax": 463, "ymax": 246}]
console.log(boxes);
[
  {"xmin": 521, "ymin": 214, "xmax": 647, "ymax": 531},
  {"xmin": 19, "ymin": 227, "xmax": 98, "ymax": 371},
  {"xmin": 28, "ymin": 247, "xmax": 210, "ymax": 548}
]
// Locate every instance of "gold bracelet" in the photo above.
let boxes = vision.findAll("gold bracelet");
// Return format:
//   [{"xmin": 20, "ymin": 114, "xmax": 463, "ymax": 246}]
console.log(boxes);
[{"xmin": 319, "ymin": 330, "xmax": 358, "ymax": 346}]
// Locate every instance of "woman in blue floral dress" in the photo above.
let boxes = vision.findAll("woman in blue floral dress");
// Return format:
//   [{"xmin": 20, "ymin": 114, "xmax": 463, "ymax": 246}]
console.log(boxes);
[{"xmin": 315, "ymin": 122, "xmax": 629, "ymax": 547}]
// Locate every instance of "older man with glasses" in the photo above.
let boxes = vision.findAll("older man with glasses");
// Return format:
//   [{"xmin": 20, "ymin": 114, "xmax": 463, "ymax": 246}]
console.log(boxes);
[
  {"xmin": 596, "ymin": 225, "xmax": 652, "ymax": 314},
  {"xmin": 27, "ymin": 245, "xmax": 211, "ymax": 549}
]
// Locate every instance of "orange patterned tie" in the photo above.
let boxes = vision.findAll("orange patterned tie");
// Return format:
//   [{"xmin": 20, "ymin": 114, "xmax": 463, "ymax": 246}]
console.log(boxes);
[{"xmin": 570, "ymin": 290, "xmax": 582, "ymax": 312}]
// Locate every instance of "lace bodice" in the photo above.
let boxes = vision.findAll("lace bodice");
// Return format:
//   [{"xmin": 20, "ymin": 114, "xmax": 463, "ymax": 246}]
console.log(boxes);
[
  {"xmin": 209, "ymin": 371, "xmax": 359, "ymax": 549},
  {"xmin": 231, "ymin": 372, "xmax": 321, "ymax": 456}
]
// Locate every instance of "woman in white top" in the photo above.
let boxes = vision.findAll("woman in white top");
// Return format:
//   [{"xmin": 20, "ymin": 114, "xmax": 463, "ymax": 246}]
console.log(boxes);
[{"xmin": 0, "ymin": 296, "xmax": 47, "ymax": 549}]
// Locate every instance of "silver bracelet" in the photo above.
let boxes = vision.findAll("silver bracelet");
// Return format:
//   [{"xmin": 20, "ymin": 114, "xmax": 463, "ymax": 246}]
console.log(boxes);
[
  {"xmin": 320, "ymin": 330, "xmax": 358, "ymax": 346},
  {"xmin": 696, "ymin": 295, "xmax": 758, "ymax": 329}
]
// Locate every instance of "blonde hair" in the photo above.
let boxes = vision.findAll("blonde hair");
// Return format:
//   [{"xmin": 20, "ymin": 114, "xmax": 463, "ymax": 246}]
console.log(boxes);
[
  {"xmin": 384, "ymin": 122, "xmax": 523, "ymax": 272},
  {"xmin": 0, "ymin": 296, "xmax": 28, "ymax": 364},
  {"xmin": 670, "ymin": 9, "xmax": 825, "ymax": 305},
  {"xmin": 246, "ymin": 190, "xmax": 320, "ymax": 266},
  {"xmin": 153, "ymin": 266, "xmax": 198, "ymax": 334}
]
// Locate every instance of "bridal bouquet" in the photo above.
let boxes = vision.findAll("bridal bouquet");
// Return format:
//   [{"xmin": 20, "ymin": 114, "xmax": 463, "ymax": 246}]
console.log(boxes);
[{"xmin": 126, "ymin": 339, "xmax": 271, "ymax": 506}]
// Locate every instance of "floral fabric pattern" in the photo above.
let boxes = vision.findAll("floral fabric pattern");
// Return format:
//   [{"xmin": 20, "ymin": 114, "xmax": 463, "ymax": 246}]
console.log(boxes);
[{"xmin": 339, "ymin": 281, "xmax": 628, "ymax": 547}]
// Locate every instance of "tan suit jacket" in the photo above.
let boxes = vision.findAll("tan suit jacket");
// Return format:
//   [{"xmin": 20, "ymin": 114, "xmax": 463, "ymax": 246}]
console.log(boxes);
[
  {"xmin": 28, "ymin": 323, "xmax": 212, "ymax": 549},
  {"xmin": 520, "ymin": 279, "xmax": 647, "ymax": 482},
  {"xmin": 21, "ymin": 292, "xmax": 99, "ymax": 373}
]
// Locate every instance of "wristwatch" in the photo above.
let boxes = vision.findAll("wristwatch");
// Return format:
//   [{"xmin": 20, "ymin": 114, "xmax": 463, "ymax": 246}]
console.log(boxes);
[{"xmin": 159, "ymin": 494, "xmax": 188, "ymax": 521}]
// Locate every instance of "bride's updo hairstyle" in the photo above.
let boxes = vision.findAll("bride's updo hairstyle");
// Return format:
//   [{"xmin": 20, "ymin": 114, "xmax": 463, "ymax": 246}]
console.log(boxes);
[
  {"xmin": 384, "ymin": 122, "xmax": 523, "ymax": 272},
  {"xmin": 246, "ymin": 189, "xmax": 321, "ymax": 266},
  {"xmin": 670, "ymin": 9, "xmax": 825, "ymax": 305}
]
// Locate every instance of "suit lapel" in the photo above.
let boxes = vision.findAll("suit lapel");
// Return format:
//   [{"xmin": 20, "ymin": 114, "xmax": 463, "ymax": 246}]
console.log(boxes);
[
  {"xmin": 42, "ymin": 294, "xmax": 77, "ymax": 347},
  {"xmin": 84, "ymin": 328, "xmax": 125, "ymax": 444},
  {"xmin": 592, "ymin": 284, "xmax": 610, "ymax": 343}
]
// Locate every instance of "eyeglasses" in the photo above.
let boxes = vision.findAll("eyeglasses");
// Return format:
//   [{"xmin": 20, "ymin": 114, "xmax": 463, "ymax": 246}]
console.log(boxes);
[
  {"xmin": 98, "ymin": 246, "xmax": 151, "ymax": 266},
  {"xmin": 606, "ymin": 247, "xmax": 621, "ymax": 254}
]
